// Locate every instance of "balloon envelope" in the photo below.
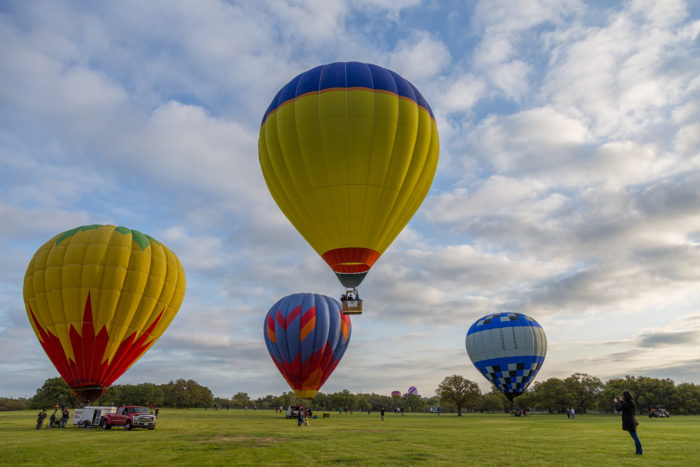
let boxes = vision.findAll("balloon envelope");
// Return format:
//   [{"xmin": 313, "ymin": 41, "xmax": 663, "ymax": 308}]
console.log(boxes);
[
  {"xmin": 391, "ymin": 390, "xmax": 402, "ymax": 397},
  {"xmin": 406, "ymin": 386, "xmax": 418, "ymax": 396},
  {"xmin": 23, "ymin": 225, "xmax": 186, "ymax": 405},
  {"xmin": 263, "ymin": 293, "xmax": 351, "ymax": 400},
  {"xmin": 466, "ymin": 312, "xmax": 547, "ymax": 401},
  {"xmin": 259, "ymin": 62, "xmax": 440, "ymax": 288}
]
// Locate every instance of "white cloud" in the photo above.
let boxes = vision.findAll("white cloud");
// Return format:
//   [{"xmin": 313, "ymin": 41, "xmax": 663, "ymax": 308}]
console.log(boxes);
[
  {"xmin": 543, "ymin": 0, "xmax": 699, "ymax": 139},
  {"xmin": 388, "ymin": 32, "xmax": 451, "ymax": 80},
  {"xmin": 437, "ymin": 73, "xmax": 487, "ymax": 113}
]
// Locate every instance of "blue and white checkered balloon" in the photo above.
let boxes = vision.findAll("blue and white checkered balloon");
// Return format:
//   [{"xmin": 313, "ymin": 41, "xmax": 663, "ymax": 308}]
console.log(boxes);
[{"xmin": 466, "ymin": 312, "xmax": 547, "ymax": 400}]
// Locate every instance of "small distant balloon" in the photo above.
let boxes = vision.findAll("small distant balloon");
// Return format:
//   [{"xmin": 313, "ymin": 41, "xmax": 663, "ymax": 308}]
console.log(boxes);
[
  {"xmin": 263, "ymin": 293, "xmax": 351, "ymax": 401},
  {"xmin": 406, "ymin": 386, "xmax": 418, "ymax": 396},
  {"xmin": 466, "ymin": 312, "xmax": 547, "ymax": 401},
  {"xmin": 391, "ymin": 390, "xmax": 402, "ymax": 398}
]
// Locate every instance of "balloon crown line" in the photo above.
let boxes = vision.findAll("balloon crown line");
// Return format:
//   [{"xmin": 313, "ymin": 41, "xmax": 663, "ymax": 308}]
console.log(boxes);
[{"xmin": 55, "ymin": 224, "xmax": 161, "ymax": 250}]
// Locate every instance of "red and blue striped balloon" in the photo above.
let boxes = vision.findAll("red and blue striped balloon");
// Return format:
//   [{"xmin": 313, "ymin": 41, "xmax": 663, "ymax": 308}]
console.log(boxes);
[{"xmin": 263, "ymin": 293, "xmax": 351, "ymax": 400}]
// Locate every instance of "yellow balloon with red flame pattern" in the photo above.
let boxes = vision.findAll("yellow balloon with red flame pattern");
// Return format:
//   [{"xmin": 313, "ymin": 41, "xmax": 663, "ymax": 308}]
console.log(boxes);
[{"xmin": 23, "ymin": 224, "xmax": 186, "ymax": 405}]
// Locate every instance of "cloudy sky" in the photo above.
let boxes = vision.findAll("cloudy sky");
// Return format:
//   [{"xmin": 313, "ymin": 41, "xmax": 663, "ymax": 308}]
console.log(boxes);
[{"xmin": 1, "ymin": 0, "xmax": 699, "ymax": 399}]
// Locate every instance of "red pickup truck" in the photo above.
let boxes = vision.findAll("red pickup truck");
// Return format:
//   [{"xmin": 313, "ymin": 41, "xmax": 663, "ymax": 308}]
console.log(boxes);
[{"xmin": 100, "ymin": 406, "xmax": 156, "ymax": 430}]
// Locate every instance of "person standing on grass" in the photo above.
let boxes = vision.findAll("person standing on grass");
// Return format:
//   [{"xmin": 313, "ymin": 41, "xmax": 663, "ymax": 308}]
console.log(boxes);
[
  {"xmin": 380, "ymin": 407, "xmax": 385, "ymax": 421},
  {"xmin": 297, "ymin": 407, "xmax": 304, "ymax": 427},
  {"xmin": 36, "ymin": 409, "xmax": 47, "ymax": 429},
  {"xmin": 614, "ymin": 391, "xmax": 642, "ymax": 455},
  {"xmin": 49, "ymin": 409, "xmax": 56, "ymax": 429},
  {"xmin": 61, "ymin": 407, "xmax": 69, "ymax": 428}
]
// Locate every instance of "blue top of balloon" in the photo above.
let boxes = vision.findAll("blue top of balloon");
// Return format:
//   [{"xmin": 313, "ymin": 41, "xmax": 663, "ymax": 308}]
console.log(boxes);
[
  {"xmin": 467, "ymin": 312, "xmax": 542, "ymax": 334},
  {"xmin": 262, "ymin": 62, "xmax": 434, "ymax": 124}
]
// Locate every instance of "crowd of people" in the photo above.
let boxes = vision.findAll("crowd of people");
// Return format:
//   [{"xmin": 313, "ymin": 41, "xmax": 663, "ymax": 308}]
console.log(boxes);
[{"xmin": 35, "ymin": 405, "xmax": 70, "ymax": 429}]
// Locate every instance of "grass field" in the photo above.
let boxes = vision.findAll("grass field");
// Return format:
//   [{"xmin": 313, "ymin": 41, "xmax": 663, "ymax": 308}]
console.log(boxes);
[{"xmin": 0, "ymin": 409, "xmax": 697, "ymax": 465}]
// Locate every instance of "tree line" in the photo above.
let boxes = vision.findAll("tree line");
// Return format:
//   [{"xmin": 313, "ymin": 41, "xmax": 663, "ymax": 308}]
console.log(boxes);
[
  {"xmin": 436, "ymin": 373, "xmax": 700, "ymax": 416},
  {"xmin": 2, "ymin": 373, "xmax": 699, "ymax": 415}
]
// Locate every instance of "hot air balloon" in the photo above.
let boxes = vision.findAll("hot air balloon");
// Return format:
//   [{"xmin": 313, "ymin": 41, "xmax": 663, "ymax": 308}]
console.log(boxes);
[
  {"xmin": 259, "ymin": 62, "xmax": 440, "ymax": 313},
  {"xmin": 391, "ymin": 390, "xmax": 402, "ymax": 398},
  {"xmin": 465, "ymin": 312, "xmax": 547, "ymax": 401},
  {"xmin": 406, "ymin": 386, "xmax": 418, "ymax": 396},
  {"xmin": 263, "ymin": 293, "xmax": 351, "ymax": 402},
  {"xmin": 23, "ymin": 225, "xmax": 186, "ymax": 405}
]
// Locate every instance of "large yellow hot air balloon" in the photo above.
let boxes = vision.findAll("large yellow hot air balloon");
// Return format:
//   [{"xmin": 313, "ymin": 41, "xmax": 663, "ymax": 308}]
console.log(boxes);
[
  {"xmin": 23, "ymin": 224, "xmax": 186, "ymax": 405},
  {"xmin": 259, "ymin": 62, "xmax": 439, "ymax": 299}
]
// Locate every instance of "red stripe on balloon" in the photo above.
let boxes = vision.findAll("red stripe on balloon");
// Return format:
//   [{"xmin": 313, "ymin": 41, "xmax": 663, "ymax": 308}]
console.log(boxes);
[
  {"xmin": 274, "ymin": 341, "xmax": 341, "ymax": 392},
  {"xmin": 27, "ymin": 292, "xmax": 162, "ymax": 396},
  {"xmin": 321, "ymin": 247, "xmax": 380, "ymax": 273},
  {"xmin": 299, "ymin": 306, "xmax": 316, "ymax": 330},
  {"xmin": 275, "ymin": 305, "xmax": 303, "ymax": 330}
]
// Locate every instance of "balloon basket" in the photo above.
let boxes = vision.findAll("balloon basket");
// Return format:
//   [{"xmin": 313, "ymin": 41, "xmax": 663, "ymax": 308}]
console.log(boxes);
[{"xmin": 342, "ymin": 299, "xmax": 362, "ymax": 315}]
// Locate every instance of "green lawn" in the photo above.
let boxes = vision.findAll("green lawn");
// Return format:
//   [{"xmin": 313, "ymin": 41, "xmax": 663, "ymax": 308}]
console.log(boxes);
[{"xmin": 0, "ymin": 409, "xmax": 697, "ymax": 465}]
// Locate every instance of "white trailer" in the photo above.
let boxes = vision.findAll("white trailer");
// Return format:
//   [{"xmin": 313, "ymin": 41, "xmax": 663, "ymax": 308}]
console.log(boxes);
[{"xmin": 72, "ymin": 406, "xmax": 117, "ymax": 427}]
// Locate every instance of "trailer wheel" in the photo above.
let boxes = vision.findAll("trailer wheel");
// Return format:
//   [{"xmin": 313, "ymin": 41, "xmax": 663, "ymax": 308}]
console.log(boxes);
[
  {"xmin": 125, "ymin": 420, "xmax": 132, "ymax": 431},
  {"xmin": 101, "ymin": 419, "xmax": 111, "ymax": 430}
]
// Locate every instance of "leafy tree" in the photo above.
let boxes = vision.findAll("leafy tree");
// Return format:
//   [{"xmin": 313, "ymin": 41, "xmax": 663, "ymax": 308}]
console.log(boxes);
[
  {"xmin": 477, "ymin": 393, "xmax": 505, "ymax": 413},
  {"xmin": 403, "ymin": 393, "xmax": 425, "ymax": 412},
  {"xmin": 597, "ymin": 379, "xmax": 626, "ymax": 413},
  {"xmin": 278, "ymin": 390, "xmax": 297, "ymax": 408},
  {"xmin": 231, "ymin": 392, "xmax": 252, "ymax": 408},
  {"xmin": 100, "ymin": 383, "xmax": 163, "ymax": 406},
  {"xmin": 637, "ymin": 376, "xmax": 676, "ymax": 411},
  {"xmin": 253, "ymin": 394, "xmax": 278, "ymax": 409},
  {"xmin": 29, "ymin": 378, "xmax": 76, "ymax": 409},
  {"xmin": 362, "ymin": 393, "xmax": 392, "ymax": 411},
  {"xmin": 161, "ymin": 379, "xmax": 213, "ymax": 408},
  {"xmin": 436, "ymin": 375, "xmax": 481, "ymax": 416},
  {"xmin": 213, "ymin": 396, "xmax": 231, "ymax": 408},
  {"xmin": 528, "ymin": 378, "xmax": 569, "ymax": 413},
  {"xmin": 564, "ymin": 373, "xmax": 603, "ymax": 414},
  {"xmin": 329, "ymin": 389, "xmax": 356, "ymax": 412},
  {"xmin": 675, "ymin": 383, "xmax": 700, "ymax": 414},
  {"xmin": 311, "ymin": 392, "xmax": 329, "ymax": 409},
  {"xmin": 423, "ymin": 395, "xmax": 439, "ymax": 410},
  {"xmin": 513, "ymin": 390, "xmax": 535, "ymax": 411},
  {"xmin": 0, "ymin": 397, "xmax": 29, "ymax": 411},
  {"xmin": 355, "ymin": 394, "xmax": 371, "ymax": 411}
]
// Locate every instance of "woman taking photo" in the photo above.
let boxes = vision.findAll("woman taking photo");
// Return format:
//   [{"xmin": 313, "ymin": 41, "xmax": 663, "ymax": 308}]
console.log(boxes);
[{"xmin": 614, "ymin": 391, "xmax": 642, "ymax": 455}]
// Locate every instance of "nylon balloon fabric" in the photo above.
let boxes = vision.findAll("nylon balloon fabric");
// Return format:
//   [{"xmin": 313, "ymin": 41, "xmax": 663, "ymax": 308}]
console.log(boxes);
[
  {"xmin": 259, "ymin": 62, "xmax": 439, "ymax": 288},
  {"xmin": 263, "ymin": 293, "xmax": 351, "ymax": 400},
  {"xmin": 23, "ymin": 225, "xmax": 186, "ymax": 405},
  {"xmin": 466, "ymin": 312, "xmax": 547, "ymax": 401}
]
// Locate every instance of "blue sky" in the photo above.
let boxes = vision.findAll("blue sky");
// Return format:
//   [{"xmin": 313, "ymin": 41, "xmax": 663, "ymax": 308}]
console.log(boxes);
[{"xmin": 1, "ymin": 0, "xmax": 699, "ymax": 399}]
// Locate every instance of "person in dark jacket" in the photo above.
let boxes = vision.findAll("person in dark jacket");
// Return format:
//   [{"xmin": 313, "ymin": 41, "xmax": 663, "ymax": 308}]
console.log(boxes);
[
  {"xmin": 36, "ymin": 409, "xmax": 47, "ymax": 430},
  {"xmin": 614, "ymin": 390, "xmax": 642, "ymax": 455},
  {"xmin": 61, "ymin": 407, "xmax": 70, "ymax": 427}
]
